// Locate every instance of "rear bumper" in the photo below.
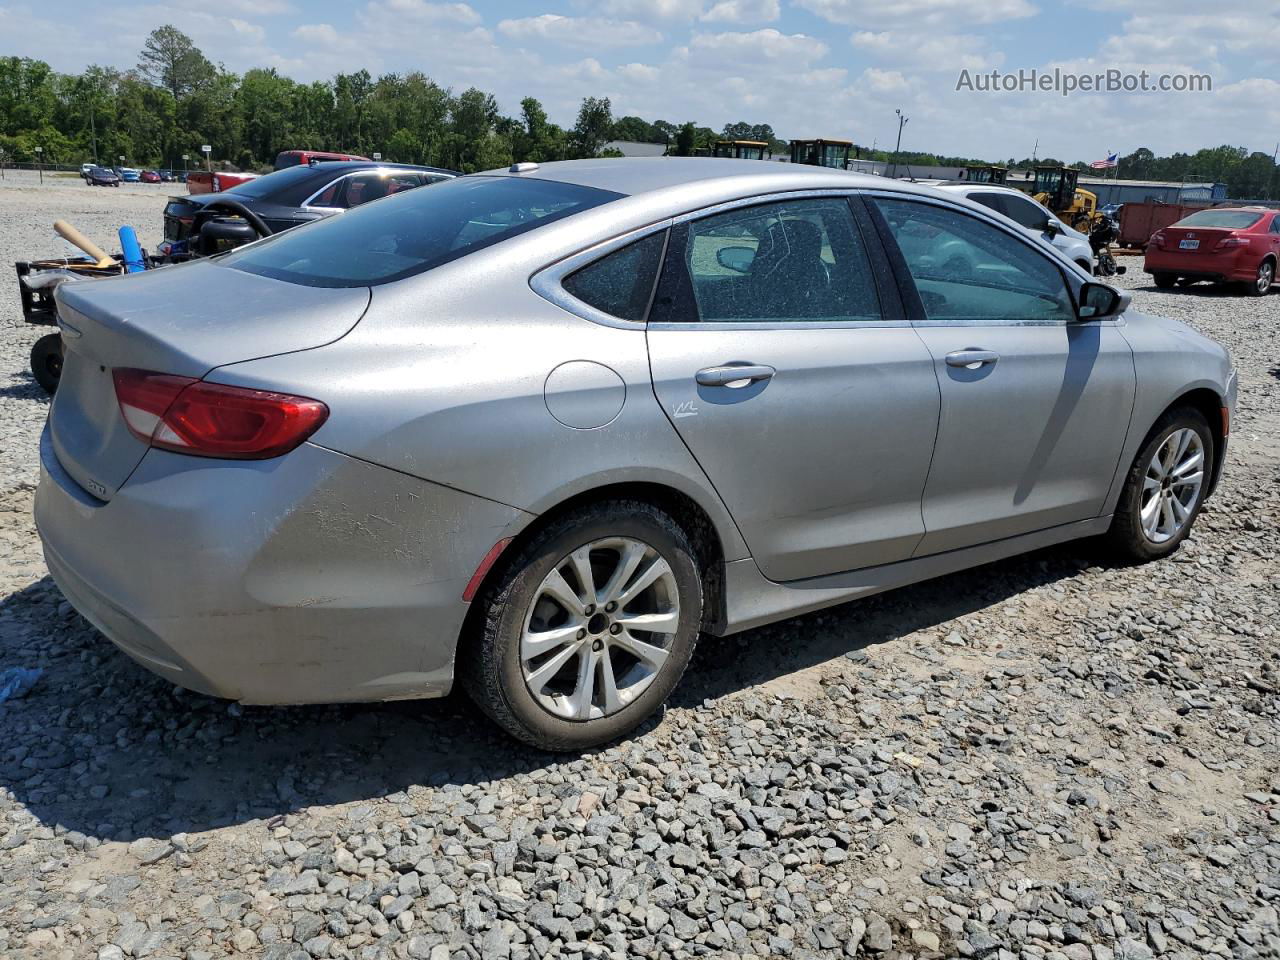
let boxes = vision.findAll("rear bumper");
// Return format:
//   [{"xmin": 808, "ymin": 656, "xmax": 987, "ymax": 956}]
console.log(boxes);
[
  {"xmin": 35, "ymin": 426, "xmax": 529, "ymax": 704},
  {"xmin": 1144, "ymin": 249, "xmax": 1253, "ymax": 282}
]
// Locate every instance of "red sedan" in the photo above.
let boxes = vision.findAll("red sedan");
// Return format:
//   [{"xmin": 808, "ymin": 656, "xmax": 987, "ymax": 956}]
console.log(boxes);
[
  {"xmin": 140, "ymin": 170, "xmax": 162, "ymax": 183},
  {"xmin": 1145, "ymin": 207, "xmax": 1280, "ymax": 295}
]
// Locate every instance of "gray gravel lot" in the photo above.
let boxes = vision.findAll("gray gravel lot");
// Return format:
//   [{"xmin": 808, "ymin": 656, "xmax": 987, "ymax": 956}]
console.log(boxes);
[{"xmin": 1, "ymin": 173, "xmax": 1278, "ymax": 960}]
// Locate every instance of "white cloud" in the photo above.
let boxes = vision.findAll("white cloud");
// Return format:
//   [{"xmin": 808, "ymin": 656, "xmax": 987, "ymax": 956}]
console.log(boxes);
[
  {"xmin": 796, "ymin": 0, "xmax": 1035, "ymax": 28},
  {"xmin": 358, "ymin": 0, "xmax": 482, "ymax": 27},
  {"xmin": 584, "ymin": 0, "xmax": 705, "ymax": 21},
  {"xmin": 497, "ymin": 14, "xmax": 662, "ymax": 48},
  {"xmin": 852, "ymin": 31, "xmax": 1002, "ymax": 72},
  {"xmin": 700, "ymin": 0, "xmax": 780, "ymax": 24},
  {"xmin": 214, "ymin": 0, "xmax": 297, "ymax": 14},
  {"xmin": 687, "ymin": 28, "xmax": 828, "ymax": 63}
]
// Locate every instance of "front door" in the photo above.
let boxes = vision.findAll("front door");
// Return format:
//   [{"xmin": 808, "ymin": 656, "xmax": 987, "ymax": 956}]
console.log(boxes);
[
  {"xmin": 646, "ymin": 195, "xmax": 941, "ymax": 582},
  {"xmin": 869, "ymin": 195, "xmax": 1136, "ymax": 555}
]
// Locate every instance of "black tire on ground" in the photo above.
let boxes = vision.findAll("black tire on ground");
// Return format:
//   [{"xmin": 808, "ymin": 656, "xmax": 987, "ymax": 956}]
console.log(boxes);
[
  {"xmin": 1246, "ymin": 259, "xmax": 1275, "ymax": 297},
  {"xmin": 1104, "ymin": 406, "xmax": 1213, "ymax": 564},
  {"xmin": 460, "ymin": 499, "xmax": 703, "ymax": 751},
  {"xmin": 1152, "ymin": 272, "xmax": 1177, "ymax": 289},
  {"xmin": 30, "ymin": 333, "xmax": 63, "ymax": 394}
]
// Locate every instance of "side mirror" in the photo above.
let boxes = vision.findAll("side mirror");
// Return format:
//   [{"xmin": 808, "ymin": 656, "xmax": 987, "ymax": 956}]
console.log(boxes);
[
  {"xmin": 1044, "ymin": 218, "xmax": 1063, "ymax": 237},
  {"xmin": 716, "ymin": 245, "xmax": 756, "ymax": 274},
  {"xmin": 1077, "ymin": 281, "xmax": 1131, "ymax": 320}
]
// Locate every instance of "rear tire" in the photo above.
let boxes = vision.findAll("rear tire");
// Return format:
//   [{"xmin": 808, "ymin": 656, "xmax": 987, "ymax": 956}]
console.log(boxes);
[
  {"xmin": 460, "ymin": 500, "xmax": 703, "ymax": 751},
  {"xmin": 1247, "ymin": 259, "xmax": 1275, "ymax": 296},
  {"xmin": 1152, "ymin": 272, "xmax": 1177, "ymax": 289},
  {"xmin": 1104, "ymin": 407, "xmax": 1213, "ymax": 563},
  {"xmin": 29, "ymin": 333, "xmax": 62, "ymax": 394}
]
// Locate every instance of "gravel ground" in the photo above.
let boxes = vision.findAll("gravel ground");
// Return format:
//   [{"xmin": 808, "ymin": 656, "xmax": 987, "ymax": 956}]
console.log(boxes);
[{"xmin": 1, "ymin": 175, "xmax": 1279, "ymax": 960}]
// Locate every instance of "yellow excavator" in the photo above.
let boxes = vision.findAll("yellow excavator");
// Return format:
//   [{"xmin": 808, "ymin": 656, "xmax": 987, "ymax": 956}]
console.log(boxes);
[
  {"xmin": 1030, "ymin": 165, "xmax": 1100, "ymax": 231},
  {"xmin": 789, "ymin": 139, "xmax": 853, "ymax": 169},
  {"xmin": 712, "ymin": 140, "xmax": 769, "ymax": 160},
  {"xmin": 963, "ymin": 165, "xmax": 1008, "ymax": 185}
]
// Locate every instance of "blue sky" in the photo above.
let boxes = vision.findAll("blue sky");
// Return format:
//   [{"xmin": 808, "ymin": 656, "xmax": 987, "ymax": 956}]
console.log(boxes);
[{"xmin": 2, "ymin": 0, "xmax": 1276, "ymax": 162}]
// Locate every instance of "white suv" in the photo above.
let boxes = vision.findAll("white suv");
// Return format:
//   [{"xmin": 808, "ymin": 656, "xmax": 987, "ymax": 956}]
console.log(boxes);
[{"xmin": 938, "ymin": 183, "xmax": 1095, "ymax": 274}]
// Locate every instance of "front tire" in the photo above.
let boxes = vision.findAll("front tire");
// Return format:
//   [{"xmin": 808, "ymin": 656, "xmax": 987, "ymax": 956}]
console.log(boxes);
[
  {"xmin": 1152, "ymin": 272, "xmax": 1177, "ymax": 289},
  {"xmin": 1105, "ymin": 407, "xmax": 1213, "ymax": 563},
  {"xmin": 461, "ymin": 500, "xmax": 703, "ymax": 750}
]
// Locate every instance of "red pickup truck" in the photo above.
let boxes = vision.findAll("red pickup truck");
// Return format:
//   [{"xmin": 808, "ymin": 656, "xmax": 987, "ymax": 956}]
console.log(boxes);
[{"xmin": 186, "ymin": 170, "xmax": 260, "ymax": 195}]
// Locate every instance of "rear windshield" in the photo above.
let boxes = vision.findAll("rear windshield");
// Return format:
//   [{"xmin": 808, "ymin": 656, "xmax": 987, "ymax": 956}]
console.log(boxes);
[
  {"xmin": 1174, "ymin": 210, "xmax": 1264, "ymax": 229},
  {"xmin": 222, "ymin": 175, "xmax": 623, "ymax": 287},
  {"xmin": 274, "ymin": 153, "xmax": 302, "ymax": 170},
  {"xmin": 230, "ymin": 165, "xmax": 325, "ymax": 200}
]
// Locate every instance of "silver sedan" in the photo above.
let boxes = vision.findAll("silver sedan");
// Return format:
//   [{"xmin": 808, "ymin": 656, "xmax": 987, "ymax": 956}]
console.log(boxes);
[{"xmin": 36, "ymin": 158, "xmax": 1236, "ymax": 749}]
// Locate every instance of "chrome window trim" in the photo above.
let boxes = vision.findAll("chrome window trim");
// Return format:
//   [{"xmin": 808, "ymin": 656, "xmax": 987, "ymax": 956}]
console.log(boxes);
[
  {"xmin": 530, "ymin": 219, "xmax": 674, "ymax": 331},
  {"xmin": 533, "ymin": 188, "xmax": 903, "ymax": 330}
]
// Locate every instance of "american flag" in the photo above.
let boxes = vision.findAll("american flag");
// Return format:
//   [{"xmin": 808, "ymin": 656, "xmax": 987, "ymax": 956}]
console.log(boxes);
[{"xmin": 1090, "ymin": 152, "xmax": 1119, "ymax": 169}]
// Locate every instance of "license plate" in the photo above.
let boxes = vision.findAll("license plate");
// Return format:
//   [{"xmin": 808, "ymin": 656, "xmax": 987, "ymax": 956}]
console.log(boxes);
[{"xmin": 1179, "ymin": 238, "xmax": 1199, "ymax": 250}]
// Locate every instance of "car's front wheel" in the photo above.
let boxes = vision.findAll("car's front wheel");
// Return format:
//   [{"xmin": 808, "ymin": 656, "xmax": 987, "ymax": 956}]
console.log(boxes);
[
  {"xmin": 462, "ymin": 500, "xmax": 703, "ymax": 750},
  {"xmin": 1105, "ymin": 406, "xmax": 1213, "ymax": 562}
]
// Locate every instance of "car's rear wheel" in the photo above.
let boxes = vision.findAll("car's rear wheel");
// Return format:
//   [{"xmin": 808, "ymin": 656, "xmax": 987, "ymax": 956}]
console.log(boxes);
[
  {"xmin": 462, "ymin": 500, "xmax": 703, "ymax": 750},
  {"xmin": 29, "ymin": 333, "xmax": 63, "ymax": 394},
  {"xmin": 1105, "ymin": 406, "xmax": 1212, "ymax": 563},
  {"xmin": 1248, "ymin": 259, "xmax": 1275, "ymax": 296},
  {"xmin": 1152, "ymin": 272, "xmax": 1177, "ymax": 289}
]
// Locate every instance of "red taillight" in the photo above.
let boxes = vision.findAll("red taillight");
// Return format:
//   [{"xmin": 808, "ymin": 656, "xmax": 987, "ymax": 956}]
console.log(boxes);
[
  {"xmin": 1214, "ymin": 235, "xmax": 1248, "ymax": 250},
  {"xmin": 112, "ymin": 368, "xmax": 328, "ymax": 460},
  {"xmin": 1150, "ymin": 230, "xmax": 1165, "ymax": 249}
]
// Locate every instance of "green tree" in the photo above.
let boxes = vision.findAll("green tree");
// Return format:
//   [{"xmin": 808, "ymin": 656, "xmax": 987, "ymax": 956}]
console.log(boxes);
[
  {"xmin": 570, "ymin": 96, "xmax": 612, "ymax": 159},
  {"xmin": 674, "ymin": 122, "xmax": 696, "ymax": 157},
  {"xmin": 137, "ymin": 25, "xmax": 214, "ymax": 101}
]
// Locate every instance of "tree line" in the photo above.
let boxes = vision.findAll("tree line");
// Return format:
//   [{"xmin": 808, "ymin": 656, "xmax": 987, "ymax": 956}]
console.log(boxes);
[
  {"xmin": 2, "ymin": 25, "xmax": 1279, "ymax": 199},
  {"xmin": 0, "ymin": 27, "xmax": 772, "ymax": 173}
]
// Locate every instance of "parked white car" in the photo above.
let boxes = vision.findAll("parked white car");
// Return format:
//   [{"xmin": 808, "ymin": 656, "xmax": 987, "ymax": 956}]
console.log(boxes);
[{"xmin": 937, "ymin": 183, "xmax": 1095, "ymax": 273}]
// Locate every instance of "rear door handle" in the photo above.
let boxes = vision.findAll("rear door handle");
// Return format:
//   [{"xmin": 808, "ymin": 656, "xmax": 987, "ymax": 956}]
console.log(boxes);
[
  {"xmin": 695, "ymin": 364, "xmax": 776, "ymax": 387},
  {"xmin": 944, "ymin": 349, "xmax": 999, "ymax": 370}
]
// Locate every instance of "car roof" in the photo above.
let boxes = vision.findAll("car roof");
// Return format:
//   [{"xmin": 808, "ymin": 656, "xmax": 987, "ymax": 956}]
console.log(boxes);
[{"xmin": 481, "ymin": 156, "xmax": 959, "ymax": 210}]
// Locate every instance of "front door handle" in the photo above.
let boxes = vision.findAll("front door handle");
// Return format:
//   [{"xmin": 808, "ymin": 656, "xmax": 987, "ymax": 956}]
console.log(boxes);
[
  {"xmin": 944, "ymin": 349, "xmax": 999, "ymax": 370},
  {"xmin": 695, "ymin": 364, "xmax": 776, "ymax": 387}
]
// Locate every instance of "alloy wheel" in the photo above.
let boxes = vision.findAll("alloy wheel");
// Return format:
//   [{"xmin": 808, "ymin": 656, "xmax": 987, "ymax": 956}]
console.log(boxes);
[
  {"xmin": 1140, "ymin": 428, "xmax": 1205, "ymax": 544},
  {"xmin": 520, "ymin": 537, "xmax": 681, "ymax": 721},
  {"xmin": 1258, "ymin": 261, "xmax": 1274, "ymax": 294}
]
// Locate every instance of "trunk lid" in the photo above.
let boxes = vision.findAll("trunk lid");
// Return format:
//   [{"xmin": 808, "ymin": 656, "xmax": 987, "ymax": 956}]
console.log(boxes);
[
  {"xmin": 1158, "ymin": 225, "xmax": 1235, "ymax": 253},
  {"xmin": 50, "ymin": 261, "xmax": 369, "ymax": 500}
]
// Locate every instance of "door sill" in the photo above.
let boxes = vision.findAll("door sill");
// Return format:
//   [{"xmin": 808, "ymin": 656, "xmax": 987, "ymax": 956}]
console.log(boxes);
[{"xmin": 717, "ymin": 516, "xmax": 1110, "ymax": 635}]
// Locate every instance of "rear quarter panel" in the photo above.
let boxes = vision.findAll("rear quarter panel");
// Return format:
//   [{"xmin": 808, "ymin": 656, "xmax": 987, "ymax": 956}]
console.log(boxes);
[{"xmin": 206, "ymin": 234, "xmax": 752, "ymax": 564}]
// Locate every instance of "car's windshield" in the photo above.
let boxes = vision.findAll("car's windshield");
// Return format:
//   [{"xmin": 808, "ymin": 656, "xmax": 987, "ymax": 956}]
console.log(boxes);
[
  {"xmin": 222, "ymin": 175, "xmax": 623, "ymax": 288},
  {"xmin": 1175, "ymin": 210, "xmax": 1263, "ymax": 229}
]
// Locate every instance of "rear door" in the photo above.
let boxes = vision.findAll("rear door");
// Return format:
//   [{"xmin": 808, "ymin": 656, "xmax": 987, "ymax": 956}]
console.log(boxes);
[
  {"xmin": 647, "ymin": 194, "xmax": 941, "ymax": 582},
  {"xmin": 868, "ymin": 194, "xmax": 1135, "ymax": 555}
]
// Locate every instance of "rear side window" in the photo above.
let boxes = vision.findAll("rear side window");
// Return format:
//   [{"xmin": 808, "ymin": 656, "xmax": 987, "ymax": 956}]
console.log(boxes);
[
  {"xmin": 1174, "ymin": 210, "xmax": 1263, "ymax": 229},
  {"xmin": 222, "ymin": 176, "xmax": 623, "ymax": 288},
  {"xmin": 562, "ymin": 232, "xmax": 666, "ymax": 322}
]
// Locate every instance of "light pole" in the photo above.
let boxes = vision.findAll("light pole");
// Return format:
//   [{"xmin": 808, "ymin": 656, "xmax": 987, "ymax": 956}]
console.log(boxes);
[
  {"xmin": 890, "ymin": 109, "xmax": 908, "ymax": 178},
  {"xmin": 34, "ymin": 146, "xmax": 43, "ymax": 184}
]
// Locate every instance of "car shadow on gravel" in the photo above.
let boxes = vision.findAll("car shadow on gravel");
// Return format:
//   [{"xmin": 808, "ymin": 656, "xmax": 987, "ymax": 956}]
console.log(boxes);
[
  {"xmin": 0, "ymin": 374, "xmax": 49, "ymax": 401},
  {"xmin": 0, "ymin": 542, "xmax": 1092, "ymax": 844}
]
